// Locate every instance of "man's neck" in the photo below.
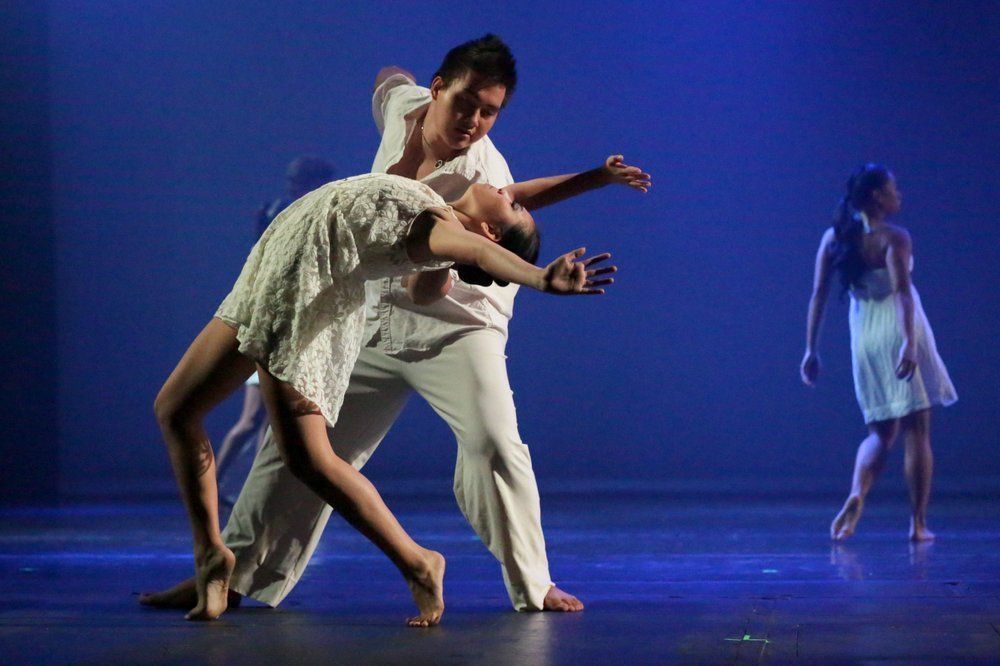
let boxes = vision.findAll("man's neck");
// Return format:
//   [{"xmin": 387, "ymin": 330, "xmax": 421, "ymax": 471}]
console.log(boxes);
[{"xmin": 421, "ymin": 116, "xmax": 460, "ymax": 162}]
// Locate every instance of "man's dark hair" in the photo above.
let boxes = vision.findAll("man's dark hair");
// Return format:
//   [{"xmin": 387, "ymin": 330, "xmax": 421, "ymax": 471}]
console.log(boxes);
[
  {"xmin": 433, "ymin": 34, "xmax": 517, "ymax": 107},
  {"xmin": 455, "ymin": 221, "xmax": 540, "ymax": 287}
]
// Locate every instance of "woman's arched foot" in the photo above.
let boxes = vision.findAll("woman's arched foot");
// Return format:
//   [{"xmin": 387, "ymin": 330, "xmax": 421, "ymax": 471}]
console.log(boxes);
[
  {"xmin": 909, "ymin": 522, "xmax": 936, "ymax": 542},
  {"xmin": 543, "ymin": 586, "xmax": 584, "ymax": 612},
  {"xmin": 139, "ymin": 576, "xmax": 242, "ymax": 610},
  {"xmin": 831, "ymin": 495, "xmax": 863, "ymax": 541},
  {"xmin": 405, "ymin": 550, "xmax": 445, "ymax": 627},
  {"xmin": 185, "ymin": 546, "xmax": 237, "ymax": 621}
]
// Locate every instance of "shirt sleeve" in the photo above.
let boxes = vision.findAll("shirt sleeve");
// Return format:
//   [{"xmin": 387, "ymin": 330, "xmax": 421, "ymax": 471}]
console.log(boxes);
[
  {"xmin": 477, "ymin": 136, "xmax": 515, "ymax": 186},
  {"xmin": 371, "ymin": 73, "xmax": 417, "ymax": 134}
]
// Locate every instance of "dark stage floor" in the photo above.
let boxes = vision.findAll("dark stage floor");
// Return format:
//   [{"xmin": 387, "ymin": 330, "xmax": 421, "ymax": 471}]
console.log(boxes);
[{"xmin": 1, "ymin": 484, "xmax": 998, "ymax": 664}]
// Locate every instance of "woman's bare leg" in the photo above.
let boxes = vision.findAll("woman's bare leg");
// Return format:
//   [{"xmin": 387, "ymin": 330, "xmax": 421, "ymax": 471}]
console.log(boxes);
[
  {"xmin": 153, "ymin": 318, "xmax": 255, "ymax": 620},
  {"xmin": 256, "ymin": 369, "xmax": 445, "ymax": 627},
  {"xmin": 831, "ymin": 418, "xmax": 899, "ymax": 540},
  {"xmin": 902, "ymin": 409, "xmax": 935, "ymax": 541}
]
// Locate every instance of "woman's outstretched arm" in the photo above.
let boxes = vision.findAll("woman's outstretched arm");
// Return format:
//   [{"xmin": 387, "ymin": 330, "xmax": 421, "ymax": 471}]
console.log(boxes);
[
  {"xmin": 415, "ymin": 210, "xmax": 615, "ymax": 295},
  {"xmin": 504, "ymin": 155, "xmax": 651, "ymax": 211},
  {"xmin": 801, "ymin": 227, "xmax": 835, "ymax": 386},
  {"xmin": 886, "ymin": 227, "xmax": 916, "ymax": 379}
]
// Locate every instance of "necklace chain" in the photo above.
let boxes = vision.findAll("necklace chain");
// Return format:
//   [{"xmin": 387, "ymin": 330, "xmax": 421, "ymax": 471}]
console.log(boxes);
[{"xmin": 420, "ymin": 125, "xmax": 446, "ymax": 168}]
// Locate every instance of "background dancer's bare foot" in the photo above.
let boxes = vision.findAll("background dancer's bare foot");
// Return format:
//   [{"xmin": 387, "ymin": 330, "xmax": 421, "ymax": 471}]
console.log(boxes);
[
  {"xmin": 405, "ymin": 550, "xmax": 445, "ymax": 627},
  {"xmin": 543, "ymin": 586, "xmax": 584, "ymax": 612},
  {"xmin": 139, "ymin": 576, "xmax": 242, "ymax": 610},
  {"xmin": 909, "ymin": 520, "xmax": 936, "ymax": 542},
  {"xmin": 831, "ymin": 495, "xmax": 863, "ymax": 541},
  {"xmin": 186, "ymin": 546, "xmax": 236, "ymax": 621}
]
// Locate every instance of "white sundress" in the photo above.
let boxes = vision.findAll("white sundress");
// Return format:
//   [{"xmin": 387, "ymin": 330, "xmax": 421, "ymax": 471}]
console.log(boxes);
[
  {"xmin": 215, "ymin": 173, "xmax": 453, "ymax": 426},
  {"xmin": 848, "ymin": 262, "xmax": 957, "ymax": 423}
]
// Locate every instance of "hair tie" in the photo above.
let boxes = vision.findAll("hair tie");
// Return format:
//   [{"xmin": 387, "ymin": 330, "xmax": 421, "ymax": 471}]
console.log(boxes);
[{"xmin": 852, "ymin": 209, "xmax": 872, "ymax": 233}]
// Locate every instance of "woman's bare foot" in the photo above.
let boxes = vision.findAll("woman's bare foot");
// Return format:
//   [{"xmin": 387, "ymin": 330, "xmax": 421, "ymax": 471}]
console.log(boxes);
[
  {"xmin": 831, "ymin": 495, "xmax": 863, "ymax": 541},
  {"xmin": 139, "ymin": 576, "xmax": 242, "ymax": 610},
  {"xmin": 186, "ymin": 546, "xmax": 237, "ymax": 621},
  {"xmin": 405, "ymin": 550, "xmax": 445, "ymax": 627},
  {"xmin": 909, "ymin": 520, "xmax": 936, "ymax": 542},
  {"xmin": 543, "ymin": 586, "xmax": 584, "ymax": 612},
  {"xmin": 140, "ymin": 577, "xmax": 197, "ymax": 609}
]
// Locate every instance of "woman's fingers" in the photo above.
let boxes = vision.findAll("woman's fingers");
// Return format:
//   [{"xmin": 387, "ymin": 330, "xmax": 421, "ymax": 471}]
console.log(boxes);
[
  {"xmin": 582, "ymin": 252, "xmax": 612, "ymax": 267},
  {"xmin": 586, "ymin": 265, "xmax": 617, "ymax": 277}
]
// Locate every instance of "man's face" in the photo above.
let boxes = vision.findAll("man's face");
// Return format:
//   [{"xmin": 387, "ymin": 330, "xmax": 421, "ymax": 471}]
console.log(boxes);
[{"xmin": 427, "ymin": 70, "xmax": 507, "ymax": 151}]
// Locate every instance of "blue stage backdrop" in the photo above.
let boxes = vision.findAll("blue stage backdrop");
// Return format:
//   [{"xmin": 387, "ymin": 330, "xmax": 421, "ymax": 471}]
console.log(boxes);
[{"xmin": 6, "ymin": 1, "xmax": 996, "ymax": 499}]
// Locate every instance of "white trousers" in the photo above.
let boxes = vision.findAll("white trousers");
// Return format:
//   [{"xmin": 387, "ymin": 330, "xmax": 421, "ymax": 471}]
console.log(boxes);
[{"xmin": 222, "ymin": 329, "xmax": 553, "ymax": 610}]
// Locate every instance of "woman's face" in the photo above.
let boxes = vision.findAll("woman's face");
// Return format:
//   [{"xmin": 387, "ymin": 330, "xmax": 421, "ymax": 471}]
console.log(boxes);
[
  {"xmin": 874, "ymin": 175, "xmax": 902, "ymax": 216},
  {"xmin": 465, "ymin": 183, "xmax": 534, "ymax": 241}
]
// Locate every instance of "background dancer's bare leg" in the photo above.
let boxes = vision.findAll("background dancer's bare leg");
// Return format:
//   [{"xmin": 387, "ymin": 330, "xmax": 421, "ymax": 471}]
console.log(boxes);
[
  {"xmin": 831, "ymin": 419, "xmax": 899, "ymax": 540},
  {"xmin": 903, "ymin": 409, "xmax": 935, "ymax": 541}
]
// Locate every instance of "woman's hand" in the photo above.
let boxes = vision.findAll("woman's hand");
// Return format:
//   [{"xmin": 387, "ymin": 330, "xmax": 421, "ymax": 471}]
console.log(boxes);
[
  {"xmin": 542, "ymin": 249, "xmax": 616, "ymax": 295},
  {"xmin": 602, "ymin": 155, "xmax": 651, "ymax": 193},
  {"xmin": 896, "ymin": 339, "xmax": 917, "ymax": 380},
  {"xmin": 800, "ymin": 350, "xmax": 821, "ymax": 386}
]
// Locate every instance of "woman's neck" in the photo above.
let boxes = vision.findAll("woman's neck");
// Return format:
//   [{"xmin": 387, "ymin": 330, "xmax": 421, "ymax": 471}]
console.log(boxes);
[{"xmin": 864, "ymin": 207, "xmax": 887, "ymax": 227}]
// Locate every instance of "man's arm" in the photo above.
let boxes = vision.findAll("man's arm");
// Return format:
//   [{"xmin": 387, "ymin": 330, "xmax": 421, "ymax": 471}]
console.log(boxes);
[
  {"xmin": 374, "ymin": 66, "xmax": 416, "ymax": 91},
  {"xmin": 505, "ymin": 155, "xmax": 651, "ymax": 211}
]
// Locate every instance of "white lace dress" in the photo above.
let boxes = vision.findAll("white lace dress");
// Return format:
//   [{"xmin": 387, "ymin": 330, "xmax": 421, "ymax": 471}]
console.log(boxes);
[
  {"xmin": 849, "ymin": 263, "xmax": 957, "ymax": 423},
  {"xmin": 215, "ymin": 173, "xmax": 453, "ymax": 426}
]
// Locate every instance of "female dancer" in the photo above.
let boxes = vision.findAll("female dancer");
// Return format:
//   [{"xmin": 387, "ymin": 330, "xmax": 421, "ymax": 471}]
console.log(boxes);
[
  {"xmin": 801, "ymin": 164, "xmax": 957, "ymax": 542},
  {"xmin": 154, "ymin": 172, "xmax": 616, "ymax": 624}
]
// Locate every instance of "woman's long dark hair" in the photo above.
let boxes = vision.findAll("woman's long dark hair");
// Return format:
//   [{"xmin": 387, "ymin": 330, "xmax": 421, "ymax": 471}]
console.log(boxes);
[
  {"xmin": 454, "ymin": 222, "xmax": 540, "ymax": 287},
  {"xmin": 831, "ymin": 163, "xmax": 892, "ymax": 294}
]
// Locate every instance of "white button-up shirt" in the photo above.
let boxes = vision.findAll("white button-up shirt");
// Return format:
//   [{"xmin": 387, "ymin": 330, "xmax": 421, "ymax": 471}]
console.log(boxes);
[{"xmin": 364, "ymin": 73, "xmax": 518, "ymax": 354}]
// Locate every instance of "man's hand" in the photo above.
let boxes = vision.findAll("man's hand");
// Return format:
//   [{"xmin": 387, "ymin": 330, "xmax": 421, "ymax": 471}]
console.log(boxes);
[
  {"xmin": 542, "ymin": 249, "xmax": 616, "ymax": 295},
  {"xmin": 602, "ymin": 155, "xmax": 651, "ymax": 193}
]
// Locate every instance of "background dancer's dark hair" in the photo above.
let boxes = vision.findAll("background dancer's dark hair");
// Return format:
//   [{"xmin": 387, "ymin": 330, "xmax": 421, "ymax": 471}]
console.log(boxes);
[
  {"xmin": 455, "ymin": 222, "xmax": 540, "ymax": 287},
  {"xmin": 831, "ymin": 163, "xmax": 892, "ymax": 295},
  {"xmin": 433, "ymin": 34, "xmax": 518, "ymax": 106}
]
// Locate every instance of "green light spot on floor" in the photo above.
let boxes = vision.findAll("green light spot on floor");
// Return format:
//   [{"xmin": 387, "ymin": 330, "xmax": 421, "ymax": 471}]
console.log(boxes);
[{"xmin": 724, "ymin": 634, "xmax": 771, "ymax": 644}]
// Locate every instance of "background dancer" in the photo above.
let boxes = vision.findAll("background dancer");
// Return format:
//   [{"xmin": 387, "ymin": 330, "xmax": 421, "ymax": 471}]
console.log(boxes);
[{"xmin": 801, "ymin": 164, "xmax": 957, "ymax": 542}]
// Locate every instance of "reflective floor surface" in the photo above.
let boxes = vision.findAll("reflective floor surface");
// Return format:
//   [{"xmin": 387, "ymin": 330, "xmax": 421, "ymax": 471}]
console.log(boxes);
[{"xmin": 1, "ymin": 485, "xmax": 998, "ymax": 664}]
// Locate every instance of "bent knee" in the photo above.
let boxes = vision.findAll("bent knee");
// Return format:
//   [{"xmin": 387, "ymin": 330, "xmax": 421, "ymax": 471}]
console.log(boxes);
[
  {"xmin": 153, "ymin": 390, "xmax": 200, "ymax": 435},
  {"xmin": 459, "ymin": 430, "xmax": 528, "ymax": 462},
  {"xmin": 869, "ymin": 422, "xmax": 900, "ymax": 448}
]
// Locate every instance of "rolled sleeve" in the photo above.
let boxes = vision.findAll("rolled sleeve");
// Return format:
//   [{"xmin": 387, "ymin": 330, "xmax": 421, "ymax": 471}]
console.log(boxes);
[{"xmin": 372, "ymin": 73, "xmax": 419, "ymax": 134}]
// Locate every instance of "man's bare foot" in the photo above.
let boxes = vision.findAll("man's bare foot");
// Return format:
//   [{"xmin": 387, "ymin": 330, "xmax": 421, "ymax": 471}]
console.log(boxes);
[
  {"xmin": 139, "ymin": 576, "xmax": 242, "ymax": 610},
  {"xmin": 405, "ymin": 550, "xmax": 445, "ymax": 627},
  {"xmin": 543, "ymin": 586, "xmax": 584, "ymax": 612},
  {"xmin": 831, "ymin": 495, "xmax": 863, "ymax": 541},
  {"xmin": 909, "ymin": 521, "xmax": 936, "ymax": 542},
  {"xmin": 186, "ymin": 546, "xmax": 237, "ymax": 621}
]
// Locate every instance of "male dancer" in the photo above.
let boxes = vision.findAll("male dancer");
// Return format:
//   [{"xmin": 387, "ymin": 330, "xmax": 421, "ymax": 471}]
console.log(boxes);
[{"xmin": 143, "ymin": 34, "xmax": 649, "ymax": 613}]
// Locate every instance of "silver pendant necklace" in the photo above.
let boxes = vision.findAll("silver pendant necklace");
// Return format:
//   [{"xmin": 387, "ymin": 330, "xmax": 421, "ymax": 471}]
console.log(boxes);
[{"xmin": 420, "ymin": 125, "xmax": 446, "ymax": 168}]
